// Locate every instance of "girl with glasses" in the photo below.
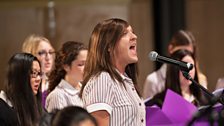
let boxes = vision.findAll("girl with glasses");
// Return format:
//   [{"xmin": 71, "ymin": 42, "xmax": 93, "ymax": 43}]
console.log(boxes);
[
  {"xmin": 22, "ymin": 34, "xmax": 55, "ymax": 107},
  {"xmin": 0, "ymin": 53, "xmax": 42, "ymax": 126}
]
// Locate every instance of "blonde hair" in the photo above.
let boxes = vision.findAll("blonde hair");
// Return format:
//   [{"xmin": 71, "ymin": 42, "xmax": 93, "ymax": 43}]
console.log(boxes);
[{"xmin": 22, "ymin": 34, "xmax": 51, "ymax": 55}]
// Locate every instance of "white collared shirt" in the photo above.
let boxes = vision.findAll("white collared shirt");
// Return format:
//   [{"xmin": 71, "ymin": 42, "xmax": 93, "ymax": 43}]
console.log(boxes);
[
  {"xmin": 143, "ymin": 64, "xmax": 167, "ymax": 99},
  {"xmin": 143, "ymin": 64, "xmax": 208, "ymax": 100},
  {"xmin": 46, "ymin": 79, "xmax": 83, "ymax": 112},
  {"xmin": 0, "ymin": 91, "xmax": 12, "ymax": 107},
  {"xmin": 82, "ymin": 72, "xmax": 146, "ymax": 126}
]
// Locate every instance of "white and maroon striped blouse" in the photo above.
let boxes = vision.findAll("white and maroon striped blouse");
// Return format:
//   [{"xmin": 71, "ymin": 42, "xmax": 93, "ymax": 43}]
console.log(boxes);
[{"xmin": 82, "ymin": 72, "xmax": 146, "ymax": 126}]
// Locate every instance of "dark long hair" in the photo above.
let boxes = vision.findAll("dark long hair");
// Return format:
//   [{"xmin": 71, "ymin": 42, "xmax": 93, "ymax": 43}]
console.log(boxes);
[
  {"xmin": 48, "ymin": 41, "xmax": 87, "ymax": 92},
  {"xmin": 166, "ymin": 49, "xmax": 206, "ymax": 106},
  {"xmin": 51, "ymin": 106, "xmax": 97, "ymax": 126},
  {"xmin": 80, "ymin": 18, "xmax": 139, "ymax": 97},
  {"xmin": 4, "ymin": 53, "xmax": 42, "ymax": 126},
  {"xmin": 166, "ymin": 50, "xmax": 198, "ymax": 92},
  {"xmin": 146, "ymin": 49, "xmax": 207, "ymax": 107}
]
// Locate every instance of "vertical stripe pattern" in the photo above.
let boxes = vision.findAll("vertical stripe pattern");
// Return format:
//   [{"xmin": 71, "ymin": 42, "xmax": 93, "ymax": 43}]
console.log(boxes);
[
  {"xmin": 82, "ymin": 72, "xmax": 146, "ymax": 126},
  {"xmin": 46, "ymin": 79, "xmax": 83, "ymax": 112}
]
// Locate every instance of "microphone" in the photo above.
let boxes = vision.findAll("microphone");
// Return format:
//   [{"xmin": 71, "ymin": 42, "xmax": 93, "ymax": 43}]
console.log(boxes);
[{"xmin": 149, "ymin": 51, "xmax": 193, "ymax": 72}]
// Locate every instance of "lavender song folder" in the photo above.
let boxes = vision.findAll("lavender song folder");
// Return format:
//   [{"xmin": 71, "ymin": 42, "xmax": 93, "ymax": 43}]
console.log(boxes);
[
  {"xmin": 146, "ymin": 89, "xmax": 198, "ymax": 125},
  {"xmin": 146, "ymin": 106, "xmax": 172, "ymax": 125},
  {"xmin": 162, "ymin": 89, "xmax": 197, "ymax": 123}
]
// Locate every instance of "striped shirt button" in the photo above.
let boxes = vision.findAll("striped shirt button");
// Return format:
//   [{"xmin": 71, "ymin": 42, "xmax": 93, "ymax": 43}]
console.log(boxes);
[
  {"xmin": 132, "ymin": 88, "xmax": 135, "ymax": 91},
  {"xmin": 141, "ymin": 119, "xmax": 144, "ymax": 123},
  {"xmin": 139, "ymin": 103, "xmax": 141, "ymax": 106}
]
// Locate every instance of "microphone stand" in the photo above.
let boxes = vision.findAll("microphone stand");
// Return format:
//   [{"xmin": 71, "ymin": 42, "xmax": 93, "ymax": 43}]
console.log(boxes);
[
  {"xmin": 181, "ymin": 71, "xmax": 214, "ymax": 99},
  {"xmin": 181, "ymin": 71, "xmax": 224, "ymax": 125},
  {"xmin": 181, "ymin": 71, "xmax": 224, "ymax": 105}
]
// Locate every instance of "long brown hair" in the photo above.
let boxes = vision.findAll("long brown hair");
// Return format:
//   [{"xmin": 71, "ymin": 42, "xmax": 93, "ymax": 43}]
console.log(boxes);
[
  {"xmin": 166, "ymin": 49, "xmax": 207, "ymax": 106},
  {"xmin": 80, "ymin": 18, "xmax": 139, "ymax": 97},
  {"xmin": 48, "ymin": 41, "xmax": 87, "ymax": 92}
]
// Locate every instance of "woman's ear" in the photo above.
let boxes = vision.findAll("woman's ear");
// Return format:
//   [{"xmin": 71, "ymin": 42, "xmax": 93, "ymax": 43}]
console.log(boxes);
[{"xmin": 63, "ymin": 64, "xmax": 69, "ymax": 72}]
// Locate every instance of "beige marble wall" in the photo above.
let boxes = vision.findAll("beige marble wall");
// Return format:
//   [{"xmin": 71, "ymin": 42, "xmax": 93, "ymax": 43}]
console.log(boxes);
[
  {"xmin": 129, "ymin": 0, "xmax": 154, "ymax": 94},
  {"xmin": 0, "ymin": 7, "xmax": 45, "ymax": 88},
  {"xmin": 54, "ymin": 3, "xmax": 128, "ymax": 47},
  {"xmin": 186, "ymin": 0, "xmax": 224, "ymax": 91}
]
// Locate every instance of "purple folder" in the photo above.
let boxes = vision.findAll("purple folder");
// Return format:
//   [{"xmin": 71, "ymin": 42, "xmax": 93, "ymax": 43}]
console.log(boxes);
[
  {"xmin": 146, "ymin": 89, "xmax": 198, "ymax": 125},
  {"xmin": 162, "ymin": 89, "xmax": 197, "ymax": 123},
  {"xmin": 146, "ymin": 106, "xmax": 172, "ymax": 125}
]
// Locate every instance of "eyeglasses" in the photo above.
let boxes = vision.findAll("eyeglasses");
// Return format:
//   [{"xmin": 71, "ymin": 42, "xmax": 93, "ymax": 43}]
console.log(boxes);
[
  {"xmin": 31, "ymin": 70, "xmax": 43, "ymax": 78},
  {"xmin": 37, "ymin": 50, "xmax": 55, "ymax": 57}
]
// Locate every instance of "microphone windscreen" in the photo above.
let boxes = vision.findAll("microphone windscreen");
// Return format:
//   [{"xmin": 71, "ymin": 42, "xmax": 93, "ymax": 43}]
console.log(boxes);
[{"xmin": 149, "ymin": 51, "xmax": 158, "ymax": 61}]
